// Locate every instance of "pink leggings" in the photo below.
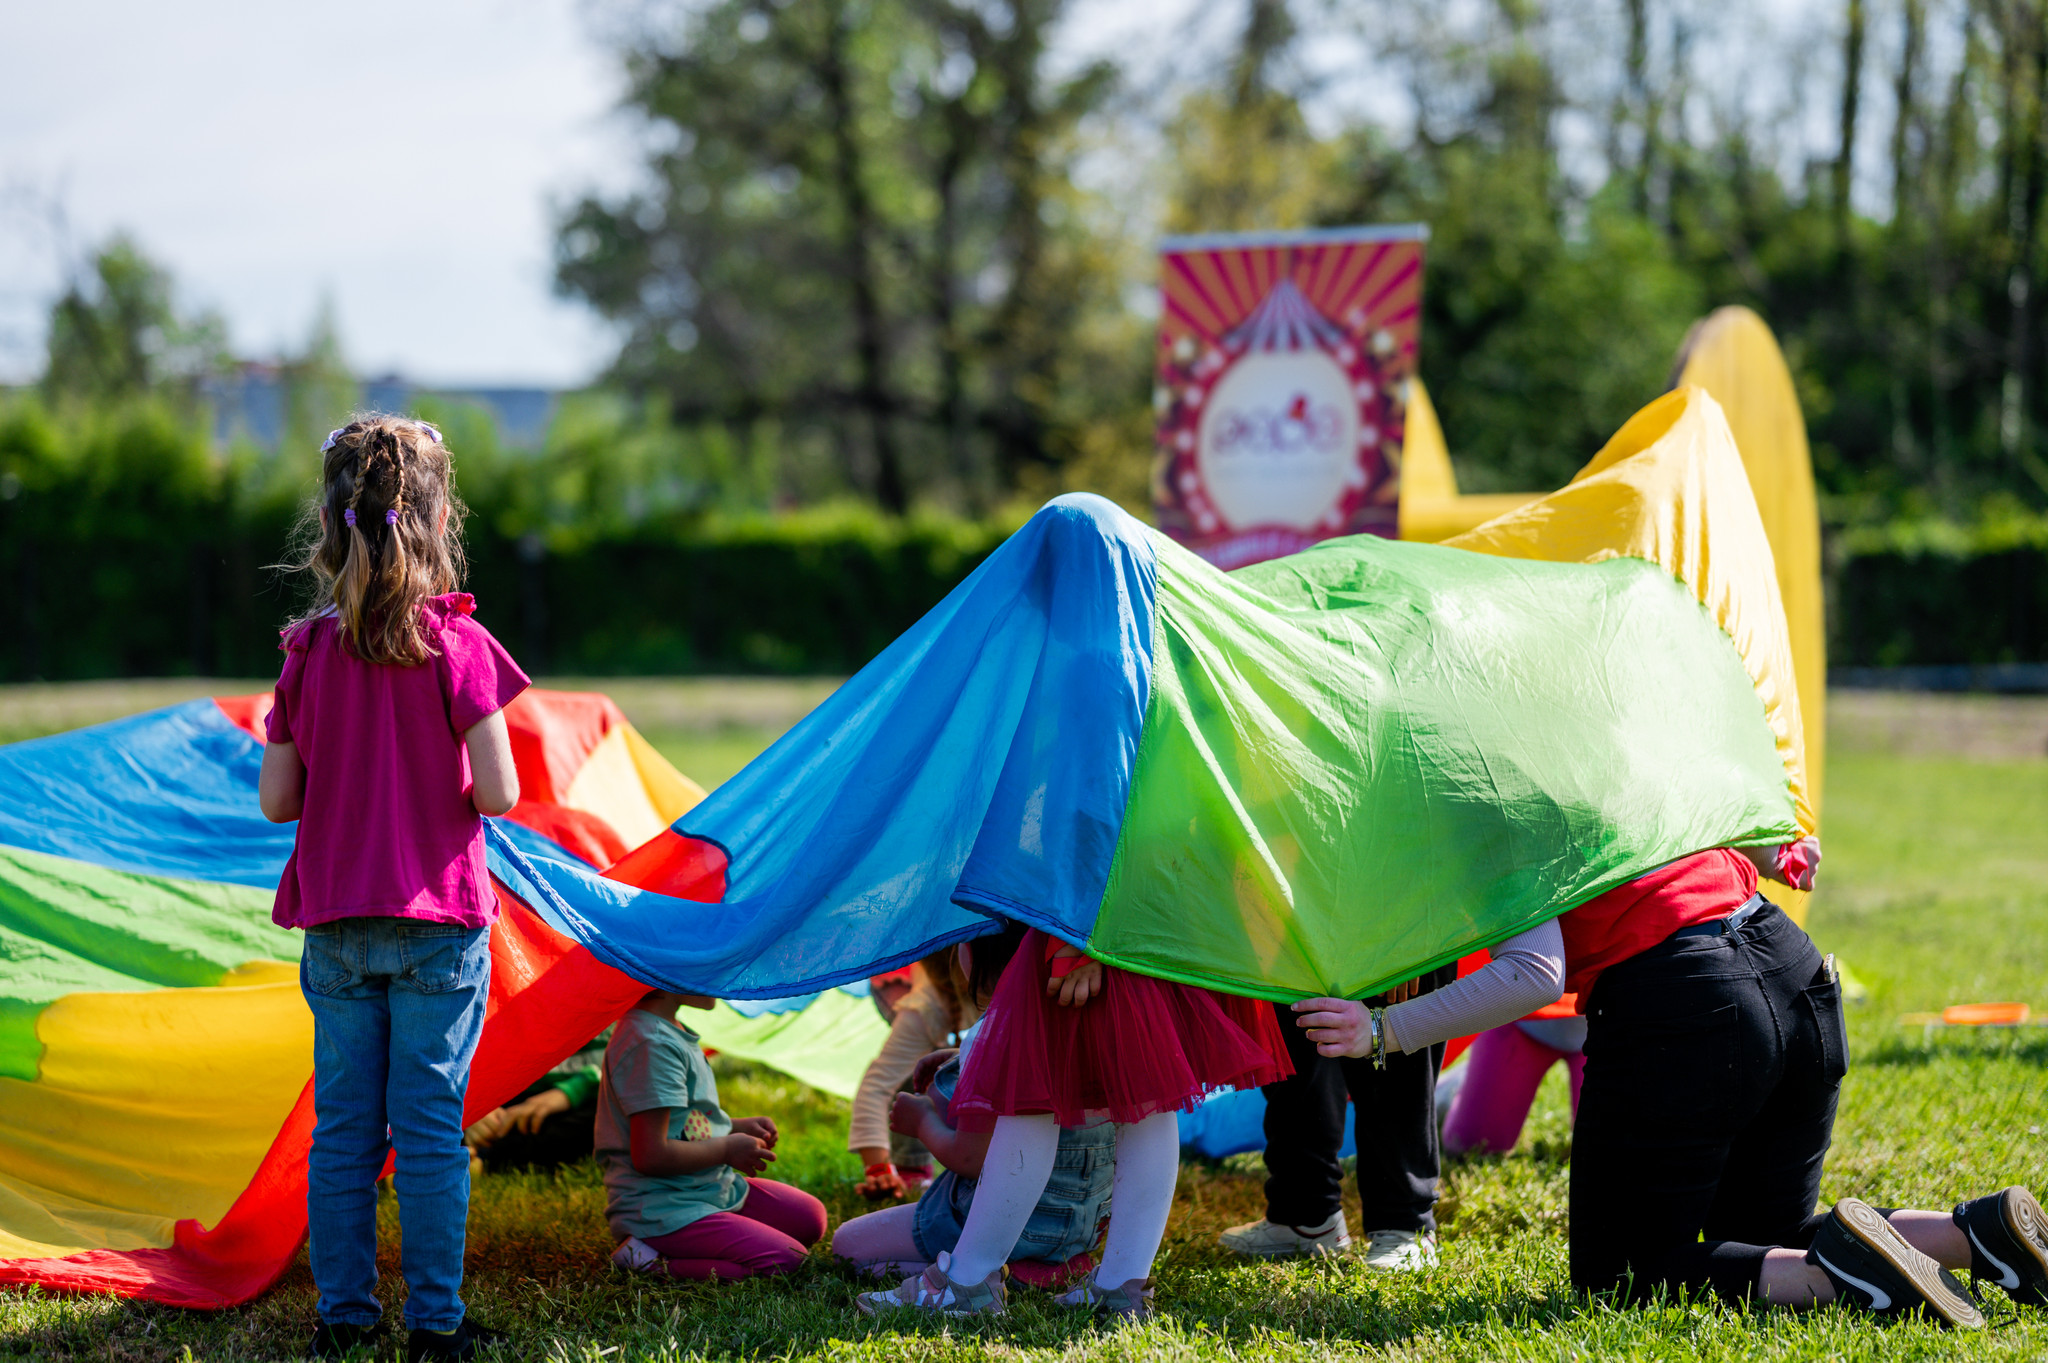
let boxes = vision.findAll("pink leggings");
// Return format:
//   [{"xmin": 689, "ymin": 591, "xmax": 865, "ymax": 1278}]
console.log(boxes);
[
  {"xmin": 642, "ymin": 1178, "xmax": 828, "ymax": 1281},
  {"xmin": 1441, "ymin": 1023, "xmax": 1586, "ymax": 1156}
]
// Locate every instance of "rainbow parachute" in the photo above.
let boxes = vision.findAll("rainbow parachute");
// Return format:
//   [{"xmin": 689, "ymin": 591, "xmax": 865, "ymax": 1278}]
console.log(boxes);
[
  {"xmin": 0, "ymin": 691, "xmax": 879, "ymax": 1306},
  {"xmin": 0, "ymin": 379, "xmax": 1817, "ymax": 1306}
]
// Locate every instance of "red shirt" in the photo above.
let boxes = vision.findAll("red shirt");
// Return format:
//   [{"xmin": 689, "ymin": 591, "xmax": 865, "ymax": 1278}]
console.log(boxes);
[
  {"xmin": 1557, "ymin": 848, "xmax": 1758, "ymax": 1009},
  {"xmin": 267, "ymin": 593, "xmax": 529, "ymax": 930}
]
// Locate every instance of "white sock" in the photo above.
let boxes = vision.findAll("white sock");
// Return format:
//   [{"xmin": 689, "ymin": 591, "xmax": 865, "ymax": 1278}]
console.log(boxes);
[
  {"xmin": 945, "ymin": 1112, "xmax": 1058, "ymax": 1283},
  {"xmin": 1094, "ymin": 1111, "xmax": 1181, "ymax": 1286}
]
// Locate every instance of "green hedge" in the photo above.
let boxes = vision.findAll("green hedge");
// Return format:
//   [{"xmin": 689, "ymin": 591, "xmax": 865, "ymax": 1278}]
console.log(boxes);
[
  {"xmin": 4, "ymin": 401, "xmax": 2046, "ymax": 680},
  {"xmin": 0, "ymin": 402, "xmax": 1020, "ymax": 679},
  {"xmin": 1831, "ymin": 518, "xmax": 2048, "ymax": 668},
  {"xmin": 462, "ymin": 510, "xmax": 1013, "ymax": 675},
  {"xmin": 0, "ymin": 404, "xmax": 298, "ymax": 680}
]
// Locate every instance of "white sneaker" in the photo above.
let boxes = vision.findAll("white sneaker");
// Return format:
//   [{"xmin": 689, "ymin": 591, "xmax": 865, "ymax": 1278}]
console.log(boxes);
[
  {"xmin": 1218, "ymin": 1211, "xmax": 1352, "ymax": 1259},
  {"xmin": 610, "ymin": 1236, "xmax": 663, "ymax": 1274},
  {"xmin": 1360, "ymin": 1228, "xmax": 1438, "ymax": 1271}
]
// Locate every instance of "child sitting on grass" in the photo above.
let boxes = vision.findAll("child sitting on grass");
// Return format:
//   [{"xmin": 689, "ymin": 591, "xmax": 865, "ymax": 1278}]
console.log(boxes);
[
  {"xmin": 832, "ymin": 923, "xmax": 1112, "ymax": 1285},
  {"xmin": 849, "ymin": 951, "xmax": 982, "ymax": 1200},
  {"xmin": 600, "ymin": 990, "xmax": 827, "ymax": 1280}
]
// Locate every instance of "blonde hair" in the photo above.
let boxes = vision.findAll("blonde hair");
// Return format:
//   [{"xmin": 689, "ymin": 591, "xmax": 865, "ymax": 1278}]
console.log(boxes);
[{"xmin": 286, "ymin": 414, "xmax": 466, "ymax": 666}]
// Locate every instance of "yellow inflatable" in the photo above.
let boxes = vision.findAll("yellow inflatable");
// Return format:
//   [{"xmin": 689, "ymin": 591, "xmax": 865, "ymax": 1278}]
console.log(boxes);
[
  {"xmin": 1394, "ymin": 380, "xmax": 1542, "ymax": 542},
  {"xmin": 1669, "ymin": 309, "xmax": 1827, "ymax": 876}
]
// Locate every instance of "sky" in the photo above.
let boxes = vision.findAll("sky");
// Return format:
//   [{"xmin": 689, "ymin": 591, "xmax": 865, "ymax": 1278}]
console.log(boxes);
[
  {"xmin": 0, "ymin": 0, "xmax": 1848, "ymax": 391},
  {"xmin": 0, "ymin": 0, "xmax": 1214, "ymax": 390}
]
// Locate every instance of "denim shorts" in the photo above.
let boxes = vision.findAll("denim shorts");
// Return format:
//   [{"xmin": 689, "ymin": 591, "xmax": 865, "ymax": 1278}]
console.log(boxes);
[{"xmin": 911, "ymin": 1128, "xmax": 1114, "ymax": 1264}]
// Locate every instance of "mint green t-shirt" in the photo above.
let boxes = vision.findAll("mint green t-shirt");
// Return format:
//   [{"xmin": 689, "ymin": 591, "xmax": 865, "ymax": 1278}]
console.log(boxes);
[{"xmin": 594, "ymin": 1009, "xmax": 746, "ymax": 1240}]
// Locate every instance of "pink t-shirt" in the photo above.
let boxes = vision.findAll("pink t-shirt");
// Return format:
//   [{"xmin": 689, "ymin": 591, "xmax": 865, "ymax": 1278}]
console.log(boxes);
[{"xmin": 266, "ymin": 593, "xmax": 530, "ymax": 931}]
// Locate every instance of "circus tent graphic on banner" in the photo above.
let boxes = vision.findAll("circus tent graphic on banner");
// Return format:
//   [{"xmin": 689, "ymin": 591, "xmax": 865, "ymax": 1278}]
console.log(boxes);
[{"xmin": 1153, "ymin": 226, "xmax": 1428, "ymax": 569}]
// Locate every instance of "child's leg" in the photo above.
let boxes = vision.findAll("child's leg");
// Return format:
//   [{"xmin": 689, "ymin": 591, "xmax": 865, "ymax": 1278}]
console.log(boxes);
[
  {"xmin": 1346, "ymin": 962, "xmax": 1455, "ymax": 1235},
  {"xmin": 1094, "ymin": 1111, "xmax": 1181, "ymax": 1285},
  {"xmin": 830, "ymin": 1202, "xmax": 929, "ymax": 1275},
  {"xmin": 733, "ymin": 1178, "xmax": 828, "ymax": 1248},
  {"xmin": 645, "ymin": 1213, "xmax": 811, "ymax": 1280},
  {"xmin": 301, "ymin": 924, "xmax": 394, "ymax": 1329},
  {"xmin": 1441, "ymin": 1024, "xmax": 1559, "ymax": 1156},
  {"xmin": 383, "ymin": 924, "xmax": 493, "ymax": 1333},
  {"xmin": 1566, "ymin": 1051, "xmax": 1586, "ymax": 1117},
  {"xmin": 944, "ymin": 1113, "xmax": 1059, "ymax": 1282}
]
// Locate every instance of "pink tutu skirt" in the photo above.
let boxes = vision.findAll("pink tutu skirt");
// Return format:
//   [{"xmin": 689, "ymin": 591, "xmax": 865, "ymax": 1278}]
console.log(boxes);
[{"xmin": 949, "ymin": 929, "xmax": 1293, "ymax": 1131}]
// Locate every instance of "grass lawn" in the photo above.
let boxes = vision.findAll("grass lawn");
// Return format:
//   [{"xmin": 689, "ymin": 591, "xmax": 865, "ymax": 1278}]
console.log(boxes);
[{"xmin": 1, "ymin": 687, "xmax": 2045, "ymax": 1359}]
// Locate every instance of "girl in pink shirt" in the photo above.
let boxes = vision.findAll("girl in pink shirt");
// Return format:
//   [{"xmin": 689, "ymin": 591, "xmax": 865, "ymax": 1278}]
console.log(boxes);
[{"xmin": 259, "ymin": 415, "xmax": 529, "ymax": 1362}]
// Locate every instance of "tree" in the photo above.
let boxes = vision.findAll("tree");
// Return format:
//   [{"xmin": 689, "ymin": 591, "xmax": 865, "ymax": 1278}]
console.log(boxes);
[
  {"xmin": 1163, "ymin": 0, "xmax": 1339, "ymax": 234},
  {"xmin": 556, "ymin": 0, "xmax": 1126, "ymax": 513},
  {"xmin": 41, "ymin": 236, "xmax": 228, "ymax": 408}
]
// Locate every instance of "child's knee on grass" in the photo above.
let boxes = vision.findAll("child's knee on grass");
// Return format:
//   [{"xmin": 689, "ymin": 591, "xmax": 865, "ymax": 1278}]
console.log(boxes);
[{"xmin": 832, "ymin": 1202, "xmax": 923, "ymax": 1268}]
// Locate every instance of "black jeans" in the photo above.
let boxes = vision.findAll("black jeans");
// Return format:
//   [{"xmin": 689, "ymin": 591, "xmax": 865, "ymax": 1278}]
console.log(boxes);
[
  {"xmin": 1571, "ymin": 901, "xmax": 1849, "ymax": 1302},
  {"xmin": 1261, "ymin": 963, "xmax": 1456, "ymax": 1232}
]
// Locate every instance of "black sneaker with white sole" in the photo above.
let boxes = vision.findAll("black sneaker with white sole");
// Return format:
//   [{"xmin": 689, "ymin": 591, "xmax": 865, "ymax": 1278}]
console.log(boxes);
[
  {"xmin": 1954, "ymin": 1186, "xmax": 2048, "ymax": 1308},
  {"xmin": 1805, "ymin": 1198, "xmax": 1985, "ymax": 1329}
]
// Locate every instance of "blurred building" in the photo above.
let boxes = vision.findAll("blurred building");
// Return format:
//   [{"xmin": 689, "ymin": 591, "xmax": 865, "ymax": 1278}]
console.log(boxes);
[{"xmin": 205, "ymin": 363, "xmax": 558, "ymax": 450}]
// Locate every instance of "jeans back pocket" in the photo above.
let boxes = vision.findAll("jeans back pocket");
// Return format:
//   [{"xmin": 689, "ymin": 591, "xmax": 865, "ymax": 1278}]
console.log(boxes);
[
  {"xmin": 1801, "ymin": 971, "xmax": 1850, "ymax": 1082},
  {"xmin": 399, "ymin": 924, "xmax": 488, "ymax": 995},
  {"xmin": 300, "ymin": 925, "xmax": 357, "ymax": 997}
]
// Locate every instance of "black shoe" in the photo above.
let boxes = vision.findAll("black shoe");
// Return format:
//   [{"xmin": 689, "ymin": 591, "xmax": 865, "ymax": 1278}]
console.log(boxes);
[
  {"xmin": 1955, "ymin": 1186, "xmax": 2048, "ymax": 1307},
  {"xmin": 404, "ymin": 1316, "xmax": 508, "ymax": 1362},
  {"xmin": 1806, "ymin": 1198, "xmax": 1985, "ymax": 1329},
  {"xmin": 307, "ymin": 1320, "xmax": 383, "ymax": 1359}
]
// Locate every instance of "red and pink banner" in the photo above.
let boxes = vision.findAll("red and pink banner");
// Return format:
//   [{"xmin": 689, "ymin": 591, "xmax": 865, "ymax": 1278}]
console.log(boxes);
[{"xmin": 1152, "ymin": 227, "xmax": 1427, "ymax": 568}]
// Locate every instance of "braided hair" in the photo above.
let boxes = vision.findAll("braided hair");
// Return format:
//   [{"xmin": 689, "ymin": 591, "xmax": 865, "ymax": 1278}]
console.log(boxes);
[{"xmin": 285, "ymin": 414, "xmax": 466, "ymax": 665}]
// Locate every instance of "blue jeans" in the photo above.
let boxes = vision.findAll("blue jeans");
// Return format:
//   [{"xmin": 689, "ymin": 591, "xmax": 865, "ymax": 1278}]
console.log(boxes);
[
  {"xmin": 911, "ymin": 1132, "xmax": 1115, "ymax": 1264},
  {"xmin": 302, "ymin": 917, "xmax": 492, "ymax": 1331}
]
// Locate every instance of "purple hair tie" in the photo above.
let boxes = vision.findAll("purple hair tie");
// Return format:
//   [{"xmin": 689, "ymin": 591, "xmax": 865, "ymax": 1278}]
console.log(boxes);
[
  {"xmin": 385, "ymin": 509, "xmax": 400, "ymax": 525},
  {"xmin": 321, "ymin": 428, "xmax": 345, "ymax": 453},
  {"xmin": 343, "ymin": 508, "xmax": 356, "ymax": 528}
]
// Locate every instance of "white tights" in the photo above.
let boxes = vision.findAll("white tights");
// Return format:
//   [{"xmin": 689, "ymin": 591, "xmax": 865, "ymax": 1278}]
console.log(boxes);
[{"xmin": 944, "ymin": 1110, "xmax": 1181, "ymax": 1287}]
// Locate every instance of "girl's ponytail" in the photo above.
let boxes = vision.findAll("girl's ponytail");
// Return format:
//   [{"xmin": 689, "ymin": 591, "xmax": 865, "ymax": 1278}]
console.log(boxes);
[
  {"xmin": 284, "ymin": 415, "xmax": 467, "ymax": 666},
  {"xmin": 332, "ymin": 431, "xmax": 377, "ymax": 648},
  {"xmin": 381, "ymin": 438, "xmax": 411, "ymax": 607}
]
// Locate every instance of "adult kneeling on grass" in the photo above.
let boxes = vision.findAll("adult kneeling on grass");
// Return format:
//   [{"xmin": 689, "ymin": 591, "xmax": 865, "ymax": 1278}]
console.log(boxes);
[{"xmin": 1293, "ymin": 838, "xmax": 2048, "ymax": 1329}]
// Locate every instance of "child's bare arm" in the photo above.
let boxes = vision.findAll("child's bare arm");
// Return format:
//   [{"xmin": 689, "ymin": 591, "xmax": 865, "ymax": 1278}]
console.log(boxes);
[
  {"xmin": 463, "ymin": 709, "xmax": 520, "ymax": 816},
  {"xmin": 890, "ymin": 1091, "xmax": 993, "ymax": 1177},
  {"xmin": 259, "ymin": 741, "xmax": 306, "ymax": 823},
  {"xmin": 628, "ymin": 1108, "xmax": 775, "ymax": 1177}
]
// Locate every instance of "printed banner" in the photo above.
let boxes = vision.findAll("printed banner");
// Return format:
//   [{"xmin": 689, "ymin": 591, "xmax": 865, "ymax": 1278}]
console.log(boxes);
[{"xmin": 1152, "ymin": 226, "xmax": 1427, "ymax": 568}]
